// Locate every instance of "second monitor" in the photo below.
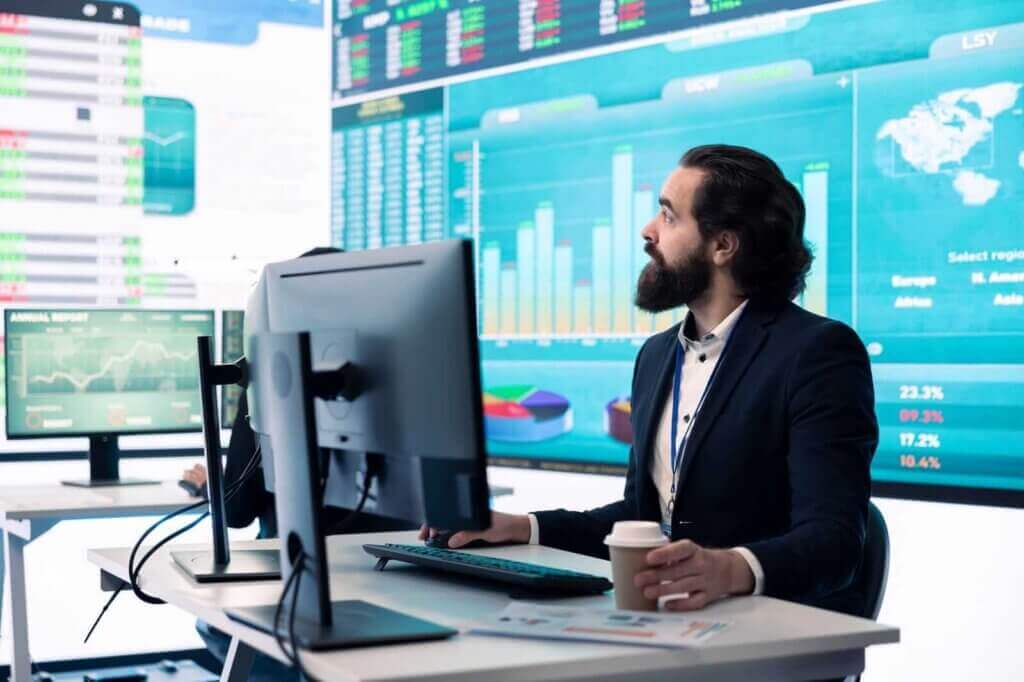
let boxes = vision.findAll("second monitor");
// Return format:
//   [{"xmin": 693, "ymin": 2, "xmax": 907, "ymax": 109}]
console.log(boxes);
[{"xmin": 3, "ymin": 308, "xmax": 214, "ymax": 486}]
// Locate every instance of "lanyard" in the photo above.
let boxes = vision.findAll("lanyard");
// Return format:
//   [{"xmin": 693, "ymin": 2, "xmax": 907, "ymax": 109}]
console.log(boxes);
[{"xmin": 667, "ymin": 320, "xmax": 741, "ymax": 505}]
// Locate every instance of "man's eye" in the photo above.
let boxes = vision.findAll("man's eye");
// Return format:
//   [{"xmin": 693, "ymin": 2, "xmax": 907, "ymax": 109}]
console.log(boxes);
[{"xmin": 662, "ymin": 209, "xmax": 674, "ymax": 223}]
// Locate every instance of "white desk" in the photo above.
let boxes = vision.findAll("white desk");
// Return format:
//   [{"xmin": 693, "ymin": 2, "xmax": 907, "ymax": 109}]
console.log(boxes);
[
  {"xmin": 89, "ymin": 531, "xmax": 898, "ymax": 682},
  {"xmin": 0, "ymin": 483, "xmax": 200, "ymax": 682}
]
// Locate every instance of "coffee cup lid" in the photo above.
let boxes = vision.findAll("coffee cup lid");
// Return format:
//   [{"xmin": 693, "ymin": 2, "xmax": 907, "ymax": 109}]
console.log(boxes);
[{"xmin": 603, "ymin": 521, "xmax": 669, "ymax": 549}]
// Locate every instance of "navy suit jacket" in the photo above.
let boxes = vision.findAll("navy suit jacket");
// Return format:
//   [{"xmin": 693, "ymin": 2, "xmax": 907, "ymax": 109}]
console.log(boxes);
[{"xmin": 533, "ymin": 298, "xmax": 878, "ymax": 615}]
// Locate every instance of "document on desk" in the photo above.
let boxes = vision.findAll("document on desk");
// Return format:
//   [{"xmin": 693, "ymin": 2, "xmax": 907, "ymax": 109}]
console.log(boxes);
[{"xmin": 471, "ymin": 602, "xmax": 729, "ymax": 649}]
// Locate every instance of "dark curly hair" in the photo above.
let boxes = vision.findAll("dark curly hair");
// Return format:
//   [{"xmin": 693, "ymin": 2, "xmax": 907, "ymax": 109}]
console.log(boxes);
[{"xmin": 680, "ymin": 145, "xmax": 812, "ymax": 302}]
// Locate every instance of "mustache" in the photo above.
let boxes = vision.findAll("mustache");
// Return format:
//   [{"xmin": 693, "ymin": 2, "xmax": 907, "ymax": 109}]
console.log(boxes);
[{"xmin": 644, "ymin": 242, "xmax": 665, "ymax": 266}]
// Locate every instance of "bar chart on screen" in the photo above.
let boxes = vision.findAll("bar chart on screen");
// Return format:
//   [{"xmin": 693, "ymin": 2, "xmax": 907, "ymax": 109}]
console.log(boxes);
[{"xmin": 449, "ymin": 68, "xmax": 850, "ymax": 349}]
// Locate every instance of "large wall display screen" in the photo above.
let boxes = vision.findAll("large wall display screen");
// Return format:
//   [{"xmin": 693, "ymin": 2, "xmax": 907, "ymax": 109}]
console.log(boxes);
[{"xmin": 331, "ymin": 0, "xmax": 1024, "ymax": 505}]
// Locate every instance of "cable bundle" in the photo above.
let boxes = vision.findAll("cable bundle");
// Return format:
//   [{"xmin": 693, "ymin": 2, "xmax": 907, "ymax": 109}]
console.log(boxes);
[{"xmin": 85, "ymin": 445, "xmax": 262, "ymax": 641}]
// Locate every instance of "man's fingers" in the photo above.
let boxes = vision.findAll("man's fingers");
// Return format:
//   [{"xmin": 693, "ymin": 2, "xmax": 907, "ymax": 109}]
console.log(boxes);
[
  {"xmin": 641, "ymin": 575, "xmax": 705, "ymax": 601},
  {"xmin": 448, "ymin": 532, "xmax": 466, "ymax": 547},
  {"xmin": 663, "ymin": 591, "xmax": 710, "ymax": 612},
  {"xmin": 416, "ymin": 526, "xmax": 442, "ymax": 540},
  {"xmin": 647, "ymin": 540, "xmax": 698, "ymax": 566},
  {"xmin": 447, "ymin": 531, "xmax": 482, "ymax": 548},
  {"xmin": 636, "ymin": 549, "xmax": 709, "ymax": 587},
  {"xmin": 634, "ymin": 561, "xmax": 702, "ymax": 588}
]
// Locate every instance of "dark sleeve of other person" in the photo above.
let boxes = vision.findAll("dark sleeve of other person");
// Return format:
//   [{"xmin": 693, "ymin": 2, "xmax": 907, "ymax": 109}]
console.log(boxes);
[{"xmin": 222, "ymin": 391, "xmax": 278, "ymax": 537}]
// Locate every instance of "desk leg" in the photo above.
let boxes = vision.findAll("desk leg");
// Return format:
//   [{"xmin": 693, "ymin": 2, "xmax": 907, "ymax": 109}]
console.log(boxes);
[
  {"xmin": 3, "ymin": 530, "xmax": 31, "ymax": 682},
  {"xmin": 221, "ymin": 636, "xmax": 256, "ymax": 682}
]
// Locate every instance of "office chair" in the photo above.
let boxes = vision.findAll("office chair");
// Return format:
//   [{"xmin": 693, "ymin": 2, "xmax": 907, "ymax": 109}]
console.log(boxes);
[
  {"xmin": 845, "ymin": 500, "xmax": 891, "ymax": 682},
  {"xmin": 861, "ymin": 501, "xmax": 891, "ymax": 621}
]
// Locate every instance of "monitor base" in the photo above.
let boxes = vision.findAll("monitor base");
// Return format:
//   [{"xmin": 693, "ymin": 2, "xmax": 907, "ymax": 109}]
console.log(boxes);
[
  {"xmin": 227, "ymin": 600, "xmax": 456, "ymax": 651},
  {"xmin": 62, "ymin": 478, "xmax": 159, "ymax": 488},
  {"xmin": 171, "ymin": 549, "xmax": 281, "ymax": 583}
]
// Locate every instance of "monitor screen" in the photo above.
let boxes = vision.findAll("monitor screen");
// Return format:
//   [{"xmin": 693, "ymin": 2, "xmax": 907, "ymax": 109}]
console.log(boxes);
[
  {"xmin": 330, "ymin": 0, "xmax": 1024, "ymax": 505},
  {"xmin": 220, "ymin": 309, "xmax": 245, "ymax": 427},
  {"xmin": 4, "ymin": 308, "xmax": 214, "ymax": 438}
]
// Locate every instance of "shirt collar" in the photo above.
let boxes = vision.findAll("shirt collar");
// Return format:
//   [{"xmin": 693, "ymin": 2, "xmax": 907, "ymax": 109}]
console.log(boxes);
[{"xmin": 678, "ymin": 299, "xmax": 749, "ymax": 349}]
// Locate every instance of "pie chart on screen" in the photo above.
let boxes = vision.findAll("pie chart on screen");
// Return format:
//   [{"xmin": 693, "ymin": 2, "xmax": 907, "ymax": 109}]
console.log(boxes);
[
  {"xmin": 605, "ymin": 397, "xmax": 632, "ymax": 444},
  {"xmin": 483, "ymin": 385, "xmax": 573, "ymax": 443}
]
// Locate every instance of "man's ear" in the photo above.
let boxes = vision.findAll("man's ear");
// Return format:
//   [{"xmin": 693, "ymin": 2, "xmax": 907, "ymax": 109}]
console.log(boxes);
[{"xmin": 710, "ymin": 230, "xmax": 740, "ymax": 267}]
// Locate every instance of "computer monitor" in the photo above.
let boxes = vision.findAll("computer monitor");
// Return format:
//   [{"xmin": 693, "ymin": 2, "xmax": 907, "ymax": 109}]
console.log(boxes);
[
  {"xmin": 247, "ymin": 240, "xmax": 491, "ymax": 529},
  {"xmin": 228, "ymin": 240, "xmax": 489, "ymax": 649},
  {"xmin": 3, "ymin": 308, "xmax": 214, "ymax": 486},
  {"xmin": 220, "ymin": 309, "xmax": 245, "ymax": 426}
]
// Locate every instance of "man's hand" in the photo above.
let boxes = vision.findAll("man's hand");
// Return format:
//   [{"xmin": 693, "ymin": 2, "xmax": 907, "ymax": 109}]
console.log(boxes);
[
  {"xmin": 182, "ymin": 463, "xmax": 207, "ymax": 487},
  {"xmin": 417, "ymin": 511, "xmax": 532, "ymax": 548},
  {"xmin": 634, "ymin": 540, "xmax": 754, "ymax": 611}
]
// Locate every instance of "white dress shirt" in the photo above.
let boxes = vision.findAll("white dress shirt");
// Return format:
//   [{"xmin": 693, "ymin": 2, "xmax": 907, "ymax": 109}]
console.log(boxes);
[{"xmin": 528, "ymin": 299, "xmax": 764, "ymax": 595}]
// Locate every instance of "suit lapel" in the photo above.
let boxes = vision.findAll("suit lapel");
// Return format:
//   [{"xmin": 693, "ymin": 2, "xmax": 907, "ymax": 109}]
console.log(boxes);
[
  {"xmin": 633, "ymin": 325, "xmax": 679, "ymax": 518},
  {"xmin": 673, "ymin": 301, "xmax": 776, "ymax": 491}
]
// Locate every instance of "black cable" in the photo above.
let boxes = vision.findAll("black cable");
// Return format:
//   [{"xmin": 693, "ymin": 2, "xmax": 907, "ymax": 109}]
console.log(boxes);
[
  {"xmin": 127, "ymin": 447, "xmax": 258, "ymax": 600},
  {"xmin": 271, "ymin": 464, "xmax": 379, "ymax": 680},
  {"xmin": 274, "ymin": 551, "xmax": 319, "ymax": 682},
  {"xmin": 328, "ymin": 457, "xmax": 379, "ymax": 535},
  {"xmin": 84, "ymin": 444, "xmax": 263, "ymax": 639},
  {"xmin": 83, "ymin": 583, "xmax": 123, "ymax": 643},
  {"xmin": 130, "ymin": 443, "xmax": 262, "ymax": 592},
  {"xmin": 272, "ymin": 552, "xmax": 302, "ymax": 667},
  {"xmin": 132, "ymin": 444, "xmax": 262, "ymax": 585},
  {"xmin": 128, "ymin": 502, "xmax": 209, "ymax": 605},
  {"xmin": 129, "ymin": 444, "xmax": 262, "ymax": 604},
  {"xmin": 287, "ymin": 558, "xmax": 314, "ymax": 681},
  {"xmin": 128, "ymin": 454, "xmax": 257, "ymax": 604}
]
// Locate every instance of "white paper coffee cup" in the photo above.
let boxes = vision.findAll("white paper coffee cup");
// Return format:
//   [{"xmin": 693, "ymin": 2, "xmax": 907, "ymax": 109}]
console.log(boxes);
[{"xmin": 604, "ymin": 521, "xmax": 668, "ymax": 611}]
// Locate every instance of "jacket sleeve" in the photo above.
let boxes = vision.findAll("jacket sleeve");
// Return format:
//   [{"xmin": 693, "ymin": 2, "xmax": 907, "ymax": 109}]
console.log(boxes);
[
  {"xmin": 745, "ymin": 320, "xmax": 877, "ymax": 602},
  {"xmin": 531, "ymin": 340, "xmax": 651, "ymax": 559},
  {"xmin": 223, "ymin": 392, "xmax": 273, "ymax": 529}
]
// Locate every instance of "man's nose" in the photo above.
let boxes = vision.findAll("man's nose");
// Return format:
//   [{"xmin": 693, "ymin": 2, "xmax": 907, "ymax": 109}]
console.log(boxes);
[{"xmin": 640, "ymin": 219, "xmax": 657, "ymax": 245}]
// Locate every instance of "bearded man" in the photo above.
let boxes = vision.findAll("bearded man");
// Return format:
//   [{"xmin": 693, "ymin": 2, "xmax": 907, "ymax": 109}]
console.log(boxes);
[{"xmin": 424, "ymin": 144, "xmax": 878, "ymax": 618}]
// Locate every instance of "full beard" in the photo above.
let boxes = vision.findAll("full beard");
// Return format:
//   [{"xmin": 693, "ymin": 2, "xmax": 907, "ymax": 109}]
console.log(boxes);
[{"xmin": 634, "ymin": 243, "xmax": 712, "ymax": 313}]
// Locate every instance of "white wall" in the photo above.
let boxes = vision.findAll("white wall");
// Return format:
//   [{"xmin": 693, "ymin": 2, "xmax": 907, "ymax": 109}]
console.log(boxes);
[{"xmin": 488, "ymin": 467, "xmax": 1024, "ymax": 682}]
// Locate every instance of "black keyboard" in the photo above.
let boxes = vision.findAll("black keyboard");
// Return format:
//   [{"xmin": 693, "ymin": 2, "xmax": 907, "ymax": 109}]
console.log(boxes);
[{"xmin": 363, "ymin": 543, "xmax": 613, "ymax": 596}]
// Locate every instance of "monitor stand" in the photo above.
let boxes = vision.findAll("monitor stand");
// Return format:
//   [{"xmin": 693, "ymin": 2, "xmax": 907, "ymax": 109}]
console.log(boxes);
[
  {"xmin": 228, "ymin": 600, "xmax": 456, "ymax": 651},
  {"xmin": 62, "ymin": 435, "xmax": 158, "ymax": 488},
  {"xmin": 169, "ymin": 335, "xmax": 281, "ymax": 584},
  {"xmin": 170, "ymin": 548, "xmax": 280, "ymax": 583}
]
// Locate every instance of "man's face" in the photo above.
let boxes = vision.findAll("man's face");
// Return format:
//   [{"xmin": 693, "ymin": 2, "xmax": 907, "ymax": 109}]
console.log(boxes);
[{"xmin": 635, "ymin": 166, "xmax": 712, "ymax": 312}]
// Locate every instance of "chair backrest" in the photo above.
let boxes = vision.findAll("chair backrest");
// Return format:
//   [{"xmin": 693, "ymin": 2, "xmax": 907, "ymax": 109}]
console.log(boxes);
[{"xmin": 861, "ymin": 500, "xmax": 890, "ymax": 620}]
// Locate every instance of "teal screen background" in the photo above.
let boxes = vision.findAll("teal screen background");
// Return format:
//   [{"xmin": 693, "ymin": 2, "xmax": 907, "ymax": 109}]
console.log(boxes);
[
  {"xmin": 5, "ymin": 309, "xmax": 214, "ymax": 437},
  {"xmin": 143, "ymin": 96, "xmax": 196, "ymax": 216},
  {"xmin": 331, "ymin": 0, "xmax": 1024, "ymax": 494}
]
